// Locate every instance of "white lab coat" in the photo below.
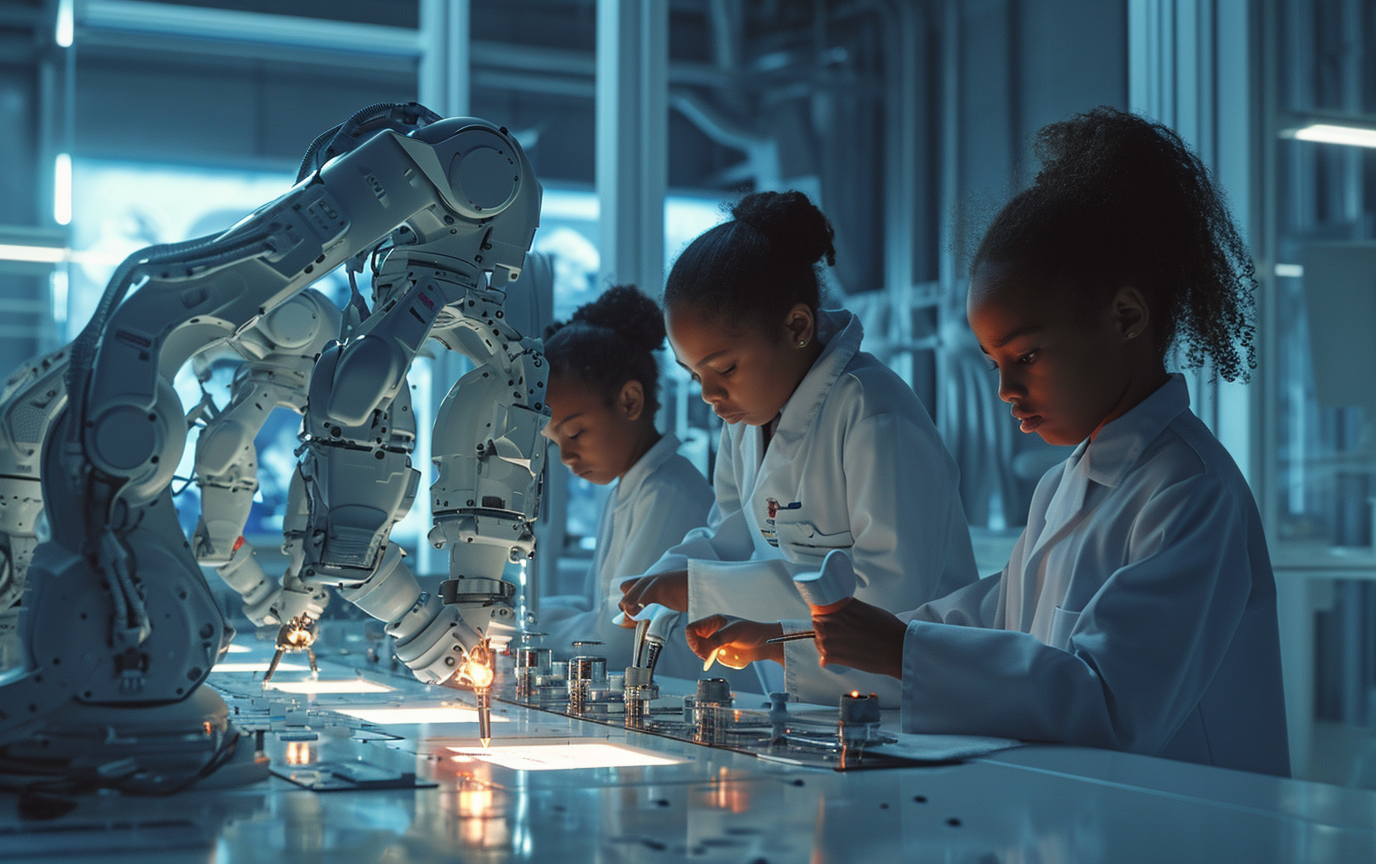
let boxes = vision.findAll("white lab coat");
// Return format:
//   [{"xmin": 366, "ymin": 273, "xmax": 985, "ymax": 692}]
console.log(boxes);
[
  {"xmin": 540, "ymin": 433, "xmax": 714, "ymax": 670},
  {"xmin": 644, "ymin": 309, "xmax": 978, "ymax": 705},
  {"xmin": 899, "ymin": 374, "xmax": 1290, "ymax": 776}
]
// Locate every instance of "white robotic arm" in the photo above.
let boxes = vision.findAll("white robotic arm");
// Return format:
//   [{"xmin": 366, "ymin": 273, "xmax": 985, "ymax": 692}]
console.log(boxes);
[
  {"xmin": 290, "ymin": 111, "xmax": 546, "ymax": 708},
  {"xmin": 190, "ymin": 288, "xmax": 340, "ymax": 628},
  {"xmin": 1, "ymin": 103, "xmax": 542, "ymax": 746},
  {"xmin": 0, "ymin": 288, "xmax": 340, "ymax": 641}
]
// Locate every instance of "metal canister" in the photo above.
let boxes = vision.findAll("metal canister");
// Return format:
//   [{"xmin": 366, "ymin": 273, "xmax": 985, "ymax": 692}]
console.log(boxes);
[
  {"xmin": 693, "ymin": 678, "xmax": 733, "ymax": 744},
  {"xmin": 515, "ymin": 646, "xmax": 552, "ymax": 698},
  {"xmin": 567, "ymin": 655, "xmax": 607, "ymax": 710},
  {"xmin": 838, "ymin": 691, "xmax": 881, "ymax": 746}
]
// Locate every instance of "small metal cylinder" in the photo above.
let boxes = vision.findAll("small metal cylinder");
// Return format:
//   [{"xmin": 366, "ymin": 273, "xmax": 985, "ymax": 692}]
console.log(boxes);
[
  {"xmin": 623, "ymin": 665, "xmax": 659, "ymax": 727},
  {"xmin": 768, "ymin": 691, "xmax": 791, "ymax": 741},
  {"xmin": 515, "ymin": 647, "xmax": 552, "ymax": 697},
  {"xmin": 567, "ymin": 655, "xmax": 607, "ymax": 710},
  {"xmin": 568, "ymin": 656, "xmax": 607, "ymax": 690},
  {"xmin": 640, "ymin": 635, "xmax": 665, "ymax": 676},
  {"xmin": 838, "ymin": 691, "xmax": 881, "ymax": 746},
  {"xmin": 518, "ymin": 646, "xmax": 552, "ymax": 669},
  {"xmin": 696, "ymin": 678, "xmax": 732, "ymax": 704},
  {"xmin": 693, "ymin": 678, "xmax": 733, "ymax": 744},
  {"xmin": 476, "ymin": 688, "xmax": 492, "ymax": 743}
]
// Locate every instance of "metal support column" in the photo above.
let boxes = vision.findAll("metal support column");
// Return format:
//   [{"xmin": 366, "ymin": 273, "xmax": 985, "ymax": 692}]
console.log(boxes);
[
  {"xmin": 1128, "ymin": 0, "xmax": 1259, "ymax": 488},
  {"xmin": 419, "ymin": 0, "xmax": 470, "ymax": 118},
  {"xmin": 596, "ymin": 0, "xmax": 668, "ymax": 296}
]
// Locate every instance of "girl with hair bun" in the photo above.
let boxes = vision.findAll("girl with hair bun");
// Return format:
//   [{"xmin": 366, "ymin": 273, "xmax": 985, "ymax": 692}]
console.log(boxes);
[
  {"xmin": 618, "ymin": 191, "xmax": 977, "ymax": 705},
  {"xmin": 809, "ymin": 107, "xmax": 1289, "ymax": 776},
  {"xmin": 538, "ymin": 285, "xmax": 716, "ymax": 669}
]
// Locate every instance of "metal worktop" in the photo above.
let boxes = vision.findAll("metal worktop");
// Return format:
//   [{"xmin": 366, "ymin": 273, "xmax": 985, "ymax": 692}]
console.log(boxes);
[{"xmin": 1, "ymin": 635, "xmax": 1373, "ymax": 863}]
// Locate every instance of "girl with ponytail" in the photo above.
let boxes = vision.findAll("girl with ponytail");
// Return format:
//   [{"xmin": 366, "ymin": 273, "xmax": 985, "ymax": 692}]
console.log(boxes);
[{"xmin": 809, "ymin": 108, "xmax": 1288, "ymax": 776}]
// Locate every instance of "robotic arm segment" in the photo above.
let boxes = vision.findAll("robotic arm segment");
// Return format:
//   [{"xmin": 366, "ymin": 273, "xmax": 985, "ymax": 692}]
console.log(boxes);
[
  {"xmin": 192, "ymin": 289, "xmax": 341, "ymax": 567},
  {"xmin": 296, "ymin": 354, "xmax": 420, "ymax": 583},
  {"xmin": 0, "ymin": 348, "xmax": 68, "ymax": 616}
]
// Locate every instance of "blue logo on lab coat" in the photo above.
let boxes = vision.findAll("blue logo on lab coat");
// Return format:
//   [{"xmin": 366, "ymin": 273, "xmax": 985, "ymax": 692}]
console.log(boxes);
[{"xmin": 761, "ymin": 498, "xmax": 801, "ymax": 547}]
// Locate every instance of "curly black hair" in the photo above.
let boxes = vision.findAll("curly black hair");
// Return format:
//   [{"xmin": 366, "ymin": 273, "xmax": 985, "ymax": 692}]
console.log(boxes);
[
  {"xmin": 972, "ymin": 106, "xmax": 1257, "ymax": 382},
  {"xmin": 664, "ymin": 190, "xmax": 836, "ymax": 335},
  {"xmin": 543, "ymin": 285, "xmax": 666, "ymax": 415}
]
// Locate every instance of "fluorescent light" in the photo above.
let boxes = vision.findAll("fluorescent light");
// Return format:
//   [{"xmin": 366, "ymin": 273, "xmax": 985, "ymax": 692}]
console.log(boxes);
[
  {"xmin": 213, "ymin": 661, "xmax": 307, "ymax": 673},
  {"xmin": 0, "ymin": 244, "xmax": 65, "ymax": 264},
  {"xmin": 53, "ymin": 154, "xmax": 72, "ymax": 226},
  {"xmin": 1275, "ymin": 263, "xmax": 1304, "ymax": 278},
  {"xmin": 56, "ymin": 0, "xmax": 73, "ymax": 47},
  {"xmin": 1289, "ymin": 124, "xmax": 1376, "ymax": 149},
  {"xmin": 267, "ymin": 680, "xmax": 393, "ymax": 695},
  {"xmin": 334, "ymin": 706, "xmax": 510, "ymax": 725},
  {"xmin": 447, "ymin": 743, "xmax": 683, "ymax": 771},
  {"xmin": 225, "ymin": 643, "xmax": 252, "ymax": 654}
]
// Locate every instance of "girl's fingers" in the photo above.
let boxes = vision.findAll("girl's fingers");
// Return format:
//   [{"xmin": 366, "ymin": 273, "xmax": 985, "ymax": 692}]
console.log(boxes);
[{"xmin": 618, "ymin": 578, "xmax": 650, "ymax": 613}]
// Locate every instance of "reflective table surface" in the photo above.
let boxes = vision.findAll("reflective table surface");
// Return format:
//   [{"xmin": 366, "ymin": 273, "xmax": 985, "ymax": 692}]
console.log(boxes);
[{"xmin": 2, "ymin": 636, "xmax": 1373, "ymax": 863}]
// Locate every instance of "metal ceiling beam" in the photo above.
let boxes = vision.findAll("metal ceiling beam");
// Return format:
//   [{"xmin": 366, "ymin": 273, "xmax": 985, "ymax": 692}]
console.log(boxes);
[
  {"xmin": 73, "ymin": 0, "xmax": 734, "ymax": 87},
  {"xmin": 77, "ymin": 0, "xmax": 419, "ymax": 57},
  {"xmin": 596, "ymin": 0, "xmax": 667, "ymax": 295}
]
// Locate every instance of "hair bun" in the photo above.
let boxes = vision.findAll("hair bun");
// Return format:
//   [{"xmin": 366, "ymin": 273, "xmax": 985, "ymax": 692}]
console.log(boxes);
[
  {"xmin": 1033, "ymin": 108, "xmax": 1180, "ymax": 207},
  {"xmin": 731, "ymin": 190, "xmax": 837, "ymax": 267},
  {"xmin": 570, "ymin": 284, "xmax": 665, "ymax": 354}
]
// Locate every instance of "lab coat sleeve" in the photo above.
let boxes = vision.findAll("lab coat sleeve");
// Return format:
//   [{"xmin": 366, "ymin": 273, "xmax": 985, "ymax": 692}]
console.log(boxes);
[
  {"xmin": 903, "ymin": 526, "xmax": 1029, "ymax": 628},
  {"xmin": 602, "ymin": 478, "xmax": 714, "ymax": 620},
  {"xmin": 775, "ymin": 414, "xmax": 981, "ymax": 706},
  {"xmin": 546, "ymin": 469, "xmax": 713, "ymax": 662},
  {"xmin": 841, "ymin": 413, "xmax": 978, "ymax": 608},
  {"xmin": 641, "ymin": 426, "xmax": 758, "ymax": 580},
  {"xmin": 702, "ymin": 411, "xmax": 981, "ymax": 631},
  {"xmin": 900, "ymin": 473, "xmax": 1256, "ymax": 754},
  {"xmin": 681, "ymin": 423, "xmax": 804, "ymax": 623}
]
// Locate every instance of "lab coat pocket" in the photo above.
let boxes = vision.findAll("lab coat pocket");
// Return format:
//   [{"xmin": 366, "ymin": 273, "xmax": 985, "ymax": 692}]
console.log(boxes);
[
  {"xmin": 775, "ymin": 518, "xmax": 854, "ymax": 565},
  {"xmin": 1049, "ymin": 605, "xmax": 1081, "ymax": 652}
]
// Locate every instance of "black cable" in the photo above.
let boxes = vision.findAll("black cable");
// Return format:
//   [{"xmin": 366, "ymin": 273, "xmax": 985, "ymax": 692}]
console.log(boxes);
[{"xmin": 0, "ymin": 729, "xmax": 242, "ymax": 800}]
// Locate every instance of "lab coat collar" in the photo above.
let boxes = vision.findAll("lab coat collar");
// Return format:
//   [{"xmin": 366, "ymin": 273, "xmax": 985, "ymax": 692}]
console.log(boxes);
[
  {"xmin": 1081, "ymin": 373, "xmax": 1191, "ymax": 489},
  {"xmin": 772, "ymin": 309, "xmax": 863, "ymax": 446},
  {"xmin": 614, "ymin": 432, "xmax": 682, "ymax": 508}
]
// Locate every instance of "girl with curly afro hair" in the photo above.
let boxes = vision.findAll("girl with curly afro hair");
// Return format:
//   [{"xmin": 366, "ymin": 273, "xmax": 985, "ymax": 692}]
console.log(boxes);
[{"xmin": 809, "ymin": 108, "xmax": 1288, "ymax": 777}]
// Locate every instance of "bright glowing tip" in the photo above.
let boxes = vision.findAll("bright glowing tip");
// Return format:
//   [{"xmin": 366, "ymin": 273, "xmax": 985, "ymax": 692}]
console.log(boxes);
[
  {"xmin": 465, "ymin": 661, "xmax": 495, "ymax": 690},
  {"xmin": 703, "ymin": 646, "xmax": 724, "ymax": 673}
]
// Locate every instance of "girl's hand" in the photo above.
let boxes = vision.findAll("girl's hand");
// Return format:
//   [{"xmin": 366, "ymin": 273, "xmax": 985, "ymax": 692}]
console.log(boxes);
[
  {"xmin": 617, "ymin": 570, "xmax": 689, "ymax": 623},
  {"xmin": 685, "ymin": 615, "xmax": 785, "ymax": 667},
  {"xmin": 813, "ymin": 599, "xmax": 906, "ymax": 680}
]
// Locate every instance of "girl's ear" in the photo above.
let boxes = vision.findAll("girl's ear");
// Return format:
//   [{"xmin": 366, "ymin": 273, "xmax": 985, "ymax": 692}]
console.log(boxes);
[
  {"xmin": 783, "ymin": 302, "xmax": 817, "ymax": 347},
  {"xmin": 618, "ymin": 379, "xmax": 646, "ymax": 422},
  {"xmin": 1110, "ymin": 286, "xmax": 1150, "ymax": 341}
]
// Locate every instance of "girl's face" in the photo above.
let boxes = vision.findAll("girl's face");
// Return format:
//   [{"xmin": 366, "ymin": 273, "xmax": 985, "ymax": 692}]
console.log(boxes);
[
  {"xmin": 968, "ymin": 264, "xmax": 1152, "ymax": 446},
  {"xmin": 666, "ymin": 304, "xmax": 817, "ymax": 427},
  {"xmin": 541, "ymin": 374, "xmax": 647, "ymax": 485}
]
